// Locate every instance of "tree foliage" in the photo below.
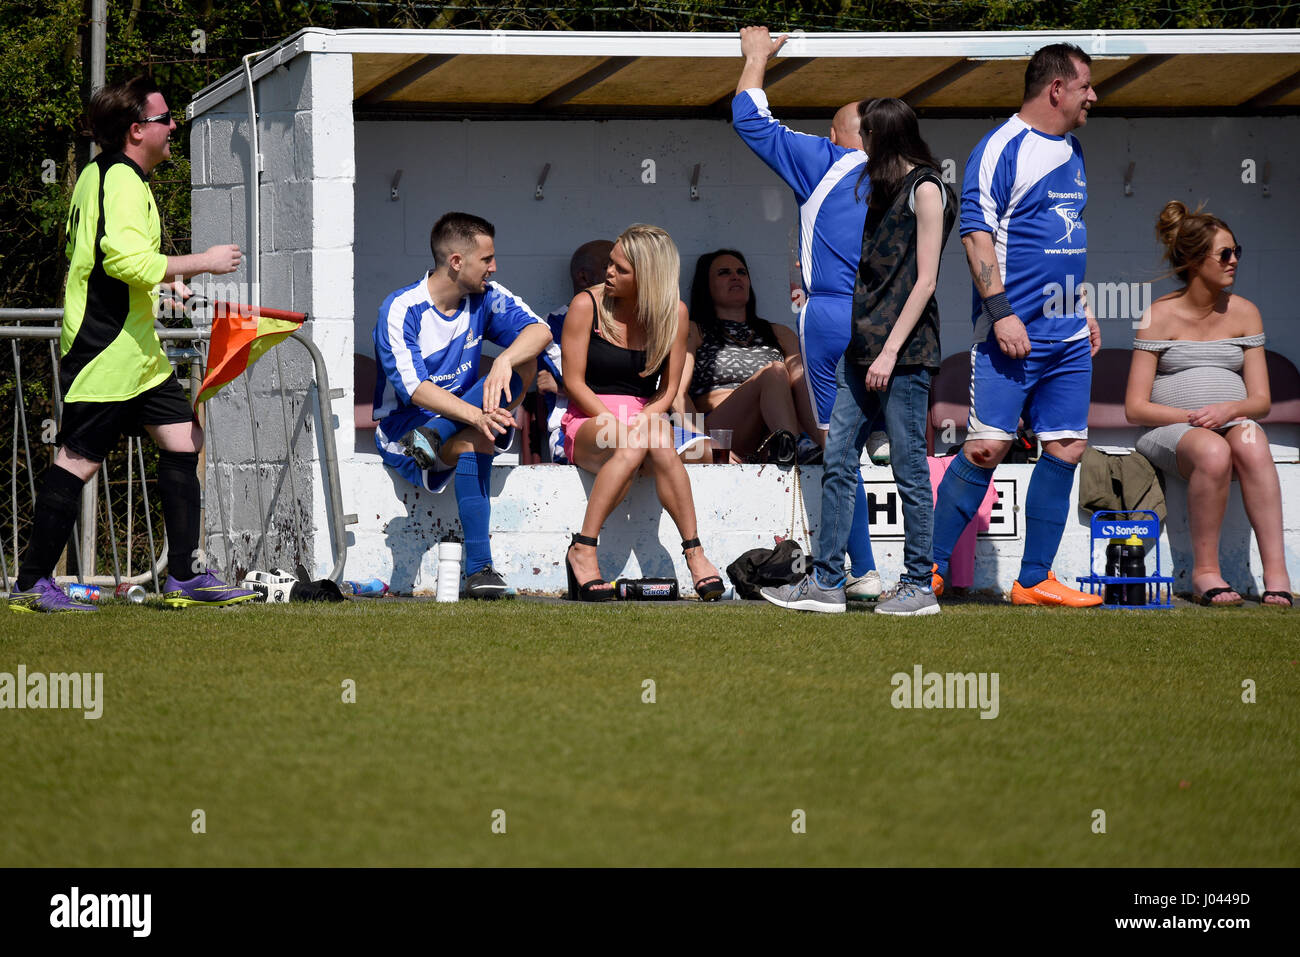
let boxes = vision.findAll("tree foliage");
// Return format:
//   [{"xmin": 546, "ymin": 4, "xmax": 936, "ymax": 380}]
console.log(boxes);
[{"xmin": 0, "ymin": 0, "xmax": 1295, "ymax": 307}]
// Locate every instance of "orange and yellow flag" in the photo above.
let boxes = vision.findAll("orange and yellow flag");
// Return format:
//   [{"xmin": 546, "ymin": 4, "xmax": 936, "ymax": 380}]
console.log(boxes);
[{"xmin": 194, "ymin": 301, "xmax": 306, "ymax": 406}]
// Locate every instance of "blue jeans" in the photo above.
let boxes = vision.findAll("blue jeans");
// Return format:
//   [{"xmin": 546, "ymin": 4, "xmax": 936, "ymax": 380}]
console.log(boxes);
[{"xmin": 813, "ymin": 356, "xmax": 934, "ymax": 587}]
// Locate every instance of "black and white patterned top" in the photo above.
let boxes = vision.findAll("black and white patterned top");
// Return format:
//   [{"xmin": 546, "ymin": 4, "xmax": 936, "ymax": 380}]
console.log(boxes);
[{"xmin": 689, "ymin": 320, "xmax": 784, "ymax": 398}]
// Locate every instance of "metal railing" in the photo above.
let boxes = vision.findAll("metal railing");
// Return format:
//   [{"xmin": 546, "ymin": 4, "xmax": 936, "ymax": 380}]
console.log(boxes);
[{"xmin": 1, "ymin": 311, "xmax": 351, "ymax": 591}]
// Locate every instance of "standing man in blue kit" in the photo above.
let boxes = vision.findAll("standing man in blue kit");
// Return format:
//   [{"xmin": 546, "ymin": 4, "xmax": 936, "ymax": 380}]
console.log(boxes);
[
  {"xmin": 732, "ymin": 25, "xmax": 882, "ymax": 601},
  {"xmin": 931, "ymin": 43, "xmax": 1103, "ymax": 606}
]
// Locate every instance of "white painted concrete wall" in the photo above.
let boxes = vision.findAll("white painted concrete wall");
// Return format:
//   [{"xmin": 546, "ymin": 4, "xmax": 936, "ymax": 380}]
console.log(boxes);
[{"xmin": 344, "ymin": 460, "xmax": 1300, "ymax": 600}]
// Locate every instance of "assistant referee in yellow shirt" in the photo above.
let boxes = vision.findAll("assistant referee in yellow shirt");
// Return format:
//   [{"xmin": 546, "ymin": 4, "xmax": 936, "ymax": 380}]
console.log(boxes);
[{"xmin": 9, "ymin": 76, "xmax": 253, "ymax": 612}]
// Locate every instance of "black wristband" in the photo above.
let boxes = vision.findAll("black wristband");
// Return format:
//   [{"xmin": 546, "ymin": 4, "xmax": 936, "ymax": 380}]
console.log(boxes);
[{"xmin": 982, "ymin": 292, "xmax": 1013, "ymax": 322}]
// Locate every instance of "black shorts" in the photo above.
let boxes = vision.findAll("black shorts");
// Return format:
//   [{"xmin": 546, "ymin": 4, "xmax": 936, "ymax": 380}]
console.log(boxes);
[{"xmin": 58, "ymin": 375, "xmax": 198, "ymax": 463}]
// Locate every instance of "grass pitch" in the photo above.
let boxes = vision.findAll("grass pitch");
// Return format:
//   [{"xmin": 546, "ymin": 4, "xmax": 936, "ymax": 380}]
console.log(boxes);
[{"xmin": 2, "ymin": 598, "xmax": 1297, "ymax": 867}]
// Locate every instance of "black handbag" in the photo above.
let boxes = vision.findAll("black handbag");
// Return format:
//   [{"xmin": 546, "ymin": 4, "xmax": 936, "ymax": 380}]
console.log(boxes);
[{"xmin": 725, "ymin": 539, "xmax": 807, "ymax": 600}]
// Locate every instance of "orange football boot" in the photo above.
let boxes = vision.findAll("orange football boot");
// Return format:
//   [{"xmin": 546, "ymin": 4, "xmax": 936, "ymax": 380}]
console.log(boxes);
[{"xmin": 1011, "ymin": 571, "xmax": 1102, "ymax": 607}]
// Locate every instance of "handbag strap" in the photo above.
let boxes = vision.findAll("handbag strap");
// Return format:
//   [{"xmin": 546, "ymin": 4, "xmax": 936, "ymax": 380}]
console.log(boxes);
[{"xmin": 787, "ymin": 463, "xmax": 810, "ymax": 551}]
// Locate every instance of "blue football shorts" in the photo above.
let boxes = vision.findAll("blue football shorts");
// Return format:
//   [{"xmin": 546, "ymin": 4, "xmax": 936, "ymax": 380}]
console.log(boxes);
[{"xmin": 966, "ymin": 335, "xmax": 1091, "ymax": 442}]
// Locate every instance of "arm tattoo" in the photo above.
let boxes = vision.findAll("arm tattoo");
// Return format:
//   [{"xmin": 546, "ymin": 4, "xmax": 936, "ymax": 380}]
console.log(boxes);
[{"xmin": 978, "ymin": 260, "xmax": 995, "ymax": 293}]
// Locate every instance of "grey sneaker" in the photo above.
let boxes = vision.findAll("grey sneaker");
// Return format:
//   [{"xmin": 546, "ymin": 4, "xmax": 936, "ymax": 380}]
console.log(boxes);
[
  {"xmin": 866, "ymin": 430, "xmax": 890, "ymax": 465},
  {"xmin": 875, "ymin": 581, "xmax": 940, "ymax": 616},
  {"xmin": 760, "ymin": 574, "xmax": 845, "ymax": 613},
  {"xmin": 845, "ymin": 569, "xmax": 883, "ymax": 601}
]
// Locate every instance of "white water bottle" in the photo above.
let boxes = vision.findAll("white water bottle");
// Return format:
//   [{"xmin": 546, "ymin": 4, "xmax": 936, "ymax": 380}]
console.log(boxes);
[{"xmin": 436, "ymin": 540, "xmax": 462, "ymax": 602}]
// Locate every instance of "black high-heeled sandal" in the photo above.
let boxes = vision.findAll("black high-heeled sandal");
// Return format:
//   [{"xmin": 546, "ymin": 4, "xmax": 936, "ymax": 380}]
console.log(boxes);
[
  {"xmin": 566, "ymin": 533, "xmax": 617, "ymax": 602},
  {"xmin": 681, "ymin": 537, "xmax": 725, "ymax": 601}
]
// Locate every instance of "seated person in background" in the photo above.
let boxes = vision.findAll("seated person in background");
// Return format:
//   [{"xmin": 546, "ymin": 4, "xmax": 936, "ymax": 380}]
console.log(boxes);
[
  {"xmin": 373, "ymin": 212, "xmax": 552, "ymax": 598},
  {"xmin": 561, "ymin": 224, "xmax": 724, "ymax": 602},
  {"xmin": 677, "ymin": 248, "xmax": 818, "ymax": 464},
  {"xmin": 539, "ymin": 239, "xmax": 614, "ymax": 463},
  {"xmin": 1125, "ymin": 200, "xmax": 1292, "ymax": 606}
]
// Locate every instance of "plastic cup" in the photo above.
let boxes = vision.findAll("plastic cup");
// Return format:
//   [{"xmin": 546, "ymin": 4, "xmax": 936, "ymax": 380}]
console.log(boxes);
[{"xmin": 708, "ymin": 429, "xmax": 733, "ymax": 464}]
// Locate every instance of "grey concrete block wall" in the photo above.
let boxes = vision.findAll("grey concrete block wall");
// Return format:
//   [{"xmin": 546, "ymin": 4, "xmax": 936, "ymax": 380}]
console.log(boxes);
[{"xmin": 189, "ymin": 51, "xmax": 355, "ymax": 579}]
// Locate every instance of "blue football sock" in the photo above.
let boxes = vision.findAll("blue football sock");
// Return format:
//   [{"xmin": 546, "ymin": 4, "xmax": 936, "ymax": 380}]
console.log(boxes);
[
  {"xmin": 846, "ymin": 475, "xmax": 876, "ymax": 576},
  {"xmin": 1018, "ymin": 451, "xmax": 1076, "ymax": 588},
  {"xmin": 931, "ymin": 450, "xmax": 996, "ymax": 580},
  {"xmin": 455, "ymin": 452, "xmax": 494, "ymax": 573}
]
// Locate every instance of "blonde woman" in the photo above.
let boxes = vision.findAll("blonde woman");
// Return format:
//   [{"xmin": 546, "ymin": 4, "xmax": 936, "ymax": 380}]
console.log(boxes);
[{"xmin": 561, "ymin": 225, "xmax": 724, "ymax": 601}]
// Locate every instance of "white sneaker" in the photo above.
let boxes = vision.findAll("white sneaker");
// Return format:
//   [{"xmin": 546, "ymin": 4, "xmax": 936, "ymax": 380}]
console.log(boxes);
[
  {"xmin": 866, "ymin": 431, "xmax": 890, "ymax": 465},
  {"xmin": 845, "ymin": 569, "xmax": 883, "ymax": 601}
]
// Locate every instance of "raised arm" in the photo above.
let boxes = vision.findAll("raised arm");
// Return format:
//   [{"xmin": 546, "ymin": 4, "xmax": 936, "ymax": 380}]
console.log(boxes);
[{"xmin": 736, "ymin": 26, "xmax": 788, "ymax": 96}]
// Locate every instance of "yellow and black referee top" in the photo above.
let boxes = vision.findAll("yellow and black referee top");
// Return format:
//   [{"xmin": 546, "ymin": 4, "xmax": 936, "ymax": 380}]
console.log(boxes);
[{"xmin": 61, "ymin": 152, "xmax": 171, "ymax": 402}]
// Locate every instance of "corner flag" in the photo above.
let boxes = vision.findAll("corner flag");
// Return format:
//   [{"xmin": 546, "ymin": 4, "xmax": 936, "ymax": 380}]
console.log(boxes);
[{"xmin": 194, "ymin": 300, "xmax": 307, "ymax": 406}]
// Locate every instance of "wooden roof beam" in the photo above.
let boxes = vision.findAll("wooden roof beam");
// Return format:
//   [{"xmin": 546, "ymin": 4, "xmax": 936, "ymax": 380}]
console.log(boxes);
[
  {"xmin": 1239, "ymin": 67, "xmax": 1300, "ymax": 109},
  {"xmin": 1093, "ymin": 54, "xmax": 1174, "ymax": 101},
  {"xmin": 533, "ymin": 56, "xmax": 638, "ymax": 108},
  {"xmin": 900, "ymin": 59, "xmax": 981, "ymax": 107},
  {"xmin": 356, "ymin": 54, "xmax": 457, "ymax": 106}
]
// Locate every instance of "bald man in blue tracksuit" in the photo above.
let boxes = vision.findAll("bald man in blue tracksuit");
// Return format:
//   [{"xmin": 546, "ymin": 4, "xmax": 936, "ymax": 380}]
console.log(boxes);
[{"xmin": 732, "ymin": 25, "xmax": 878, "ymax": 594}]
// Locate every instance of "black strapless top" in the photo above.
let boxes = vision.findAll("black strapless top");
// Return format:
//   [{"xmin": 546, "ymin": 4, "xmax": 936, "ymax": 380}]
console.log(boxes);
[{"xmin": 582, "ymin": 290, "xmax": 659, "ymax": 399}]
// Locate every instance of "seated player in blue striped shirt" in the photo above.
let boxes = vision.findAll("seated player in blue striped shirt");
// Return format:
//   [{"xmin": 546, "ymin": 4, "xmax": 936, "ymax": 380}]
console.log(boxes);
[{"xmin": 372, "ymin": 212, "xmax": 552, "ymax": 598}]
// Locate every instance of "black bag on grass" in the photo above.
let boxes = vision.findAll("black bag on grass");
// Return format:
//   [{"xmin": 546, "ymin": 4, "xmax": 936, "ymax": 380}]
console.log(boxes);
[{"xmin": 725, "ymin": 540, "xmax": 807, "ymax": 600}]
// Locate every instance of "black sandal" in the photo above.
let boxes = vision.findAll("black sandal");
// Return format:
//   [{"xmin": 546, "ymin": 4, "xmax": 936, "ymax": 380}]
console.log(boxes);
[
  {"xmin": 1262, "ymin": 590, "xmax": 1294, "ymax": 607},
  {"xmin": 1193, "ymin": 586, "xmax": 1243, "ymax": 607},
  {"xmin": 682, "ymin": 537, "xmax": 725, "ymax": 601},
  {"xmin": 566, "ymin": 534, "xmax": 616, "ymax": 602}
]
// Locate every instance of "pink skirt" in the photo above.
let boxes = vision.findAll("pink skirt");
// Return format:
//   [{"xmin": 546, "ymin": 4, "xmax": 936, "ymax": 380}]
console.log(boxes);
[{"xmin": 561, "ymin": 394, "xmax": 648, "ymax": 463}]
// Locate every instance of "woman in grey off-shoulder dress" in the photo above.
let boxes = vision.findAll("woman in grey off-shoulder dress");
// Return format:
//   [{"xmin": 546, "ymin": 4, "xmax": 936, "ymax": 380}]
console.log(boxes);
[{"xmin": 1125, "ymin": 201, "xmax": 1292, "ymax": 606}]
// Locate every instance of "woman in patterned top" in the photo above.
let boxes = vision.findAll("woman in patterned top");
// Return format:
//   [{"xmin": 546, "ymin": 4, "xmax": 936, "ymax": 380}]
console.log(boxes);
[
  {"xmin": 675, "ymin": 249, "xmax": 817, "ymax": 463},
  {"xmin": 1126, "ymin": 201, "xmax": 1292, "ymax": 606}
]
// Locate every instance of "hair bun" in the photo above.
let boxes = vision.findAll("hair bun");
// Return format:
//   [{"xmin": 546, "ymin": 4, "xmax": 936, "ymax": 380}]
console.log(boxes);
[{"xmin": 1155, "ymin": 200, "xmax": 1188, "ymax": 251}]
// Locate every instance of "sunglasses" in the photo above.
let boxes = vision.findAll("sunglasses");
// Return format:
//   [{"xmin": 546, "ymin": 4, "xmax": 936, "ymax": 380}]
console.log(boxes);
[
  {"xmin": 1214, "ymin": 244, "xmax": 1243, "ymax": 264},
  {"xmin": 138, "ymin": 110, "xmax": 172, "ymax": 125}
]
